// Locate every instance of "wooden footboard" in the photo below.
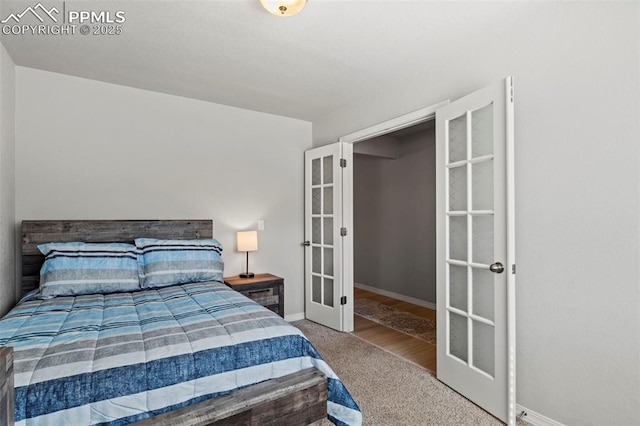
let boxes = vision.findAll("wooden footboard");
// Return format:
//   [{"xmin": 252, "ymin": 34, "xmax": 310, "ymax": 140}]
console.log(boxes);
[
  {"xmin": 0, "ymin": 347, "xmax": 14, "ymax": 426},
  {"xmin": 133, "ymin": 368, "xmax": 328, "ymax": 426},
  {"xmin": 1, "ymin": 358, "xmax": 326, "ymax": 426}
]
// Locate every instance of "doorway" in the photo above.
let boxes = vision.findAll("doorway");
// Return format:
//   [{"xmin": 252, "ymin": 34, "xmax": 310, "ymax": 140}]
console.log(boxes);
[
  {"xmin": 306, "ymin": 77, "xmax": 516, "ymax": 424},
  {"xmin": 351, "ymin": 120, "xmax": 438, "ymax": 373}
]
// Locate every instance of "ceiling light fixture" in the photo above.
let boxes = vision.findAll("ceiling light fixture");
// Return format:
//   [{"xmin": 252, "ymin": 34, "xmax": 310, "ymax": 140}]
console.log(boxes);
[{"xmin": 260, "ymin": 0, "xmax": 307, "ymax": 17}]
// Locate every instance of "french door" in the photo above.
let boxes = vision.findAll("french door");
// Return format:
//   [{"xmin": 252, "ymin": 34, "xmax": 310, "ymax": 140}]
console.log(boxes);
[
  {"xmin": 303, "ymin": 142, "xmax": 353, "ymax": 332},
  {"xmin": 436, "ymin": 77, "xmax": 516, "ymax": 424}
]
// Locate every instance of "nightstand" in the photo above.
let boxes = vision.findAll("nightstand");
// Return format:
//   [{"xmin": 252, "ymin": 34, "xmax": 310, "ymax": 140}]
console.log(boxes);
[{"xmin": 224, "ymin": 273, "xmax": 284, "ymax": 317}]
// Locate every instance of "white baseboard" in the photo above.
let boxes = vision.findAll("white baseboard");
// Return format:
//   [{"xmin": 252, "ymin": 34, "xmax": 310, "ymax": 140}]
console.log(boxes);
[
  {"xmin": 355, "ymin": 282, "xmax": 436, "ymax": 310},
  {"xmin": 516, "ymin": 404, "xmax": 565, "ymax": 426},
  {"xmin": 285, "ymin": 312, "xmax": 306, "ymax": 322}
]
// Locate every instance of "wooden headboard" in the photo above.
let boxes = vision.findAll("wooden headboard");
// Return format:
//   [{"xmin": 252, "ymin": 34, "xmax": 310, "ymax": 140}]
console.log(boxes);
[{"xmin": 21, "ymin": 220, "xmax": 213, "ymax": 296}]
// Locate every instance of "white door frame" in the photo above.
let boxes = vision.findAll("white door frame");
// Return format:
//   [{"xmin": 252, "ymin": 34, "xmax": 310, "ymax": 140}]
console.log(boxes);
[
  {"xmin": 339, "ymin": 102, "xmax": 449, "ymax": 145},
  {"xmin": 338, "ymin": 101, "xmax": 449, "ymax": 333}
]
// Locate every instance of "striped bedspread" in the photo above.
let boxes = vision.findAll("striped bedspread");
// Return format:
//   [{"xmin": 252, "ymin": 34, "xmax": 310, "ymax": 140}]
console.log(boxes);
[{"xmin": 0, "ymin": 281, "xmax": 361, "ymax": 425}]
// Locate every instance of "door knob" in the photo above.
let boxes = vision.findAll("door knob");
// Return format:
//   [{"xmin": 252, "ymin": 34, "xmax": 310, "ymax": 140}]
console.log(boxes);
[
  {"xmin": 302, "ymin": 241, "xmax": 311, "ymax": 247},
  {"xmin": 489, "ymin": 262, "xmax": 505, "ymax": 274}
]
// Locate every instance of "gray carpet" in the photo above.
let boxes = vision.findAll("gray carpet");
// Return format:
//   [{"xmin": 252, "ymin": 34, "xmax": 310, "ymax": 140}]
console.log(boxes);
[{"xmin": 294, "ymin": 319, "xmax": 511, "ymax": 426}]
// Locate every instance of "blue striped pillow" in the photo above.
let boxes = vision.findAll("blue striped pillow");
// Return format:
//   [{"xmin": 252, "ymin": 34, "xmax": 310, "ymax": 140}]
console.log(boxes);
[
  {"xmin": 38, "ymin": 242, "xmax": 141, "ymax": 298},
  {"xmin": 135, "ymin": 238, "xmax": 224, "ymax": 289}
]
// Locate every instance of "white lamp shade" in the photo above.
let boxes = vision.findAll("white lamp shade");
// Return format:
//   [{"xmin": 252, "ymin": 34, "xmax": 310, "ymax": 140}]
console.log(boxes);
[
  {"xmin": 260, "ymin": 0, "xmax": 307, "ymax": 17},
  {"xmin": 237, "ymin": 231, "xmax": 258, "ymax": 252}
]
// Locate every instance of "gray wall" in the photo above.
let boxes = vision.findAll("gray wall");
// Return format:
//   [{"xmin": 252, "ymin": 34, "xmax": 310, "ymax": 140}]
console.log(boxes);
[
  {"xmin": 354, "ymin": 129, "xmax": 436, "ymax": 304},
  {"xmin": 15, "ymin": 67, "xmax": 312, "ymax": 318},
  {"xmin": 0, "ymin": 43, "xmax": 15, "ymax": 317},
  {"xmin": 315, "ymin": 2, "xmax": 640, "ymax": 425}
]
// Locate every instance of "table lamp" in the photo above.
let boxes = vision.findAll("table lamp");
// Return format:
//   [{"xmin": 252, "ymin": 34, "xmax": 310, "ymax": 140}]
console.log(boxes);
[{"xmin": 237, "ymin": 231, "xmax": 258, "ymax": 278}]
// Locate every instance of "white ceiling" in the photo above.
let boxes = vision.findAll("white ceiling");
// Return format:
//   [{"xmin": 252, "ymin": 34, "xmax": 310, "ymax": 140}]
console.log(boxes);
[{"xmin": 1, "ymin": 0, "xmax": 543, "ymax": 121}]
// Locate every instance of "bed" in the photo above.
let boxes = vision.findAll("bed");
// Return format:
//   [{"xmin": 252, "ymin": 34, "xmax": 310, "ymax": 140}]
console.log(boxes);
[{"xmin": 0, "ymin": 220, "xmax": 361, "ymax": 426}]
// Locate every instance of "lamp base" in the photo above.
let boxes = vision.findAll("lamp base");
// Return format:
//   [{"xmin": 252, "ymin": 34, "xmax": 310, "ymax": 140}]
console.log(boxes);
[{"xmin": 239, "ymin": 272, "xmax": 255, "ymax": 278}]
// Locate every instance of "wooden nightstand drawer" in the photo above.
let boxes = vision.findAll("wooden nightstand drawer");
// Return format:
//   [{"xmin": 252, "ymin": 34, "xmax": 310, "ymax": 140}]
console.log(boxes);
[
  {"xmin": 224, "ymin": 274, "xmax": 284, "ymax": 318},
  {"xmin": 240, "ymin": 288, "xmax": 278, "ymax": 307}
]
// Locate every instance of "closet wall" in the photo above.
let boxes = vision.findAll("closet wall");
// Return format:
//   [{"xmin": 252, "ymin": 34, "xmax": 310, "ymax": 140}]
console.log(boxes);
[{"xmin": 354, "ymin": 126, "xmax": 436, "ymax": 304}]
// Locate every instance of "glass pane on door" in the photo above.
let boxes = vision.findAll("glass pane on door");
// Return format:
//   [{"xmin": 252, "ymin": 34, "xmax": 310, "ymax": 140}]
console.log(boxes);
[
  {"xmin": 324, "ymin": 248, "xmax": 333, "ymax": 276},
  {"xmin": 312, "ymin": 158, "xmax": 321, "ymax": 185},
  {"xmin": 472, "ymin": 268, "xmax": 495, "ymax": 321},
  {"xmin": 472, "ymin": 321, "xmax": 495, "ymax": 377},
  {"xmin": 449, "ymin": 312, "xmax": 468, "ymax": 362},
  {"xmin": 472, "ymin": 160, "xmax": 493, "ymax": 210},
  {"xmin": 323, "ymin": 157, "xmax": 333, "ymax": 184},
  {"xmin": 449, "ymin": 216, "xmax": 467, "ymax": 261},
  {"xmin": 323, "ymin": 187, "xmax": 333, "ymax": 214},
  {"xmin": 312, "ymin": 275, "xmax": 321, "ymax": 303},
  {"xmin": 312, "ymin": 188, "xmax": 321, "ymax": 214},
  {"xmin": 312, "ymin": 218, "xmax": 321, "ymax": 244},
  {"xmin": 323, "ymin": 218, "xmax": 333, "ymax": 245},
  {"xmin": 471, "ymin": 103, "xmax": 493, "ymax": 158},
  {"xmin": 312, "ymin": 247, "xmax": 321, "ymax": 273},
  {"xmin": 472, "ymin": 216, "xmax": 493, "ymax": 265},
  {"xmin": 449, "ymin": 264, "xmax": 468, "ymax": 312},
  {"xmin": 449, "ymin": 114, "xmax": 467, "ymax": 163},
  {"xmin": 449, "ymin": 165, "xmax": 467, "ymax": 211},
  {"xmin": 324, "ymin": 278, "xmax": 334, "ymax": 307}
]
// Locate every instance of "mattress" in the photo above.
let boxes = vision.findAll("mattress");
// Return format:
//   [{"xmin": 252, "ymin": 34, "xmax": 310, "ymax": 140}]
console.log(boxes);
[{"xmin": 0, "ymin": 281, "xmax": 361, "ymax": 425}]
